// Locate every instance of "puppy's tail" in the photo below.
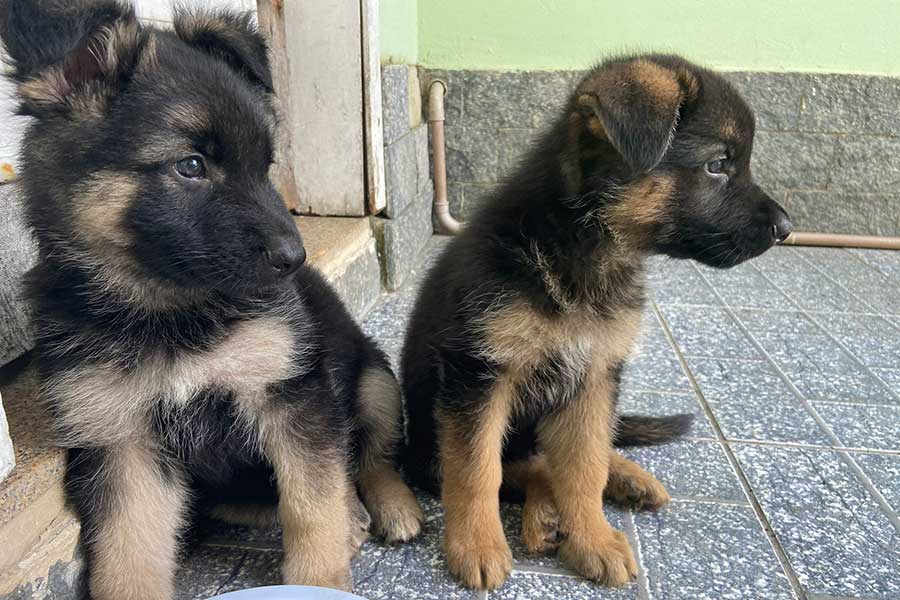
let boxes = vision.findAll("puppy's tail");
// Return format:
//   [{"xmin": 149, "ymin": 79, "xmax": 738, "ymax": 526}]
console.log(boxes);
[{"xmin": 614, "ymin": 414, "xmax": 694, "ymax": 446}]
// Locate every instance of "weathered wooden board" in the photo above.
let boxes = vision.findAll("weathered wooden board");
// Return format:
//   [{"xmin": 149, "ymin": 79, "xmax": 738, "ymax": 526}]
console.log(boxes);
[{"xmin": 282, "ymin": 0, "xmax": 366, "ymax": 216}]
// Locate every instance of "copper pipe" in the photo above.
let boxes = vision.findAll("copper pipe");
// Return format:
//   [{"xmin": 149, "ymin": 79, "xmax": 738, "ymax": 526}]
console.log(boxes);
[
  {"xmin": 781, "ymin": 232, "xmax": 900, "ymax": 250},
  {"xmin": 428, "ymin": 80, "xmax": 463, "ymax": 235}
]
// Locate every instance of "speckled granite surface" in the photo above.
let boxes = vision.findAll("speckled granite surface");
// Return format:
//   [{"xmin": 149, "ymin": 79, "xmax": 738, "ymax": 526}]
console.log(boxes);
[{"xmin": 174, "ymin": 240, "xmax": 900, "ymax": 600}]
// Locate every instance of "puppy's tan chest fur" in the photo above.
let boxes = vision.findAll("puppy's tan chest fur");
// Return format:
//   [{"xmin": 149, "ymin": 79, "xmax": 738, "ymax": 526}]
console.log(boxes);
[
  {"xmin": 480, "ymin": 302, "xmax": 642, "ymax": 408},
  {"xmin": 45, "ymin": 317, "xmax": 298, "ymax": 446}
]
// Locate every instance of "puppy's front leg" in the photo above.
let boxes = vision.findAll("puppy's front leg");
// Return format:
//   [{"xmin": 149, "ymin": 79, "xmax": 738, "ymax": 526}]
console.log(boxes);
[
  {"xmin": 67, "ymin": 444, "xmax": 189, "ymax": 600},
  {"xmin": 538, "ymin": 359, "xmax": 638, "ymax": 586},
  {"xmin": 440, "ymin": 382, "xmax": 513, "ymax": 590},
  {"xmin": 257, "ymin": 413, "xmax": 353, "ymax": 590}
]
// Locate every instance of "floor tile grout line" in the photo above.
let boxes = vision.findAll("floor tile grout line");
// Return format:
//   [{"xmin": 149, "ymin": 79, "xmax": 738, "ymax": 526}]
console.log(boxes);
[
  {"xmin": 725, "ymin": 437, "xmax": 900, "ymax": 456},
  {"xmin": 691, "ymin": 269, "xmax": 900, "ymax": 536},
  {"xmin": 509, "ymin": 565, "xmax": 582, "ymax": 579},
  {"xmin": 667, "ymin": 496, "xmax": 750, "ymax": 507},
  {"xmin": 655, "ymin": 300, "xmax": 896, "ymax": 319},
  {"xmin": 623, "ymin": 509, "xmax": 652, "ymax": 600},
  {"xmin": 651, "ymin": 302, "xmax": 809, "ymax": 600},
  {"xmin": 198, "ymin": 539, "xmax": 282, "ymax": 552}
]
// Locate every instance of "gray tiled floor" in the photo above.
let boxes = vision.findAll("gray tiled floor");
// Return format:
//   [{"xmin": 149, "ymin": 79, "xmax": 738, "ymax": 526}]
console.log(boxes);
[{"xmin": 176, "ymin": 241, "xmax": 900, "ymax": 599}]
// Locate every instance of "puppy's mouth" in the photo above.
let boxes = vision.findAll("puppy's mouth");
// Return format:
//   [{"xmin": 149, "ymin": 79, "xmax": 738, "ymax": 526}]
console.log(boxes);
[{"xmin": 658, "ymin": 228, "xmax": 776, "ymax": 269}]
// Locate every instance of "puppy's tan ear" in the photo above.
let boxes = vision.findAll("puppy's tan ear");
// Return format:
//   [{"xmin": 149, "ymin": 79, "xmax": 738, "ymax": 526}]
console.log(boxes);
[
  {"xmin": 173, "ymin": 8, "xmax": 273, "ymax": 93},
  {"xmin": 576, "ymin": 58, "xmax": 696, "ymax": 174},
  {"xmin": 4, "ymin": 1, "xmax": 142, "ymax": 117}
]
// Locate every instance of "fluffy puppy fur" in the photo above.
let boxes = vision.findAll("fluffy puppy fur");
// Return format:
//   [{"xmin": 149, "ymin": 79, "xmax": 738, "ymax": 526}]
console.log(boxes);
[
  {"xmin": 401, "ymin": 54, "xmax": 792, "ymax": 590},
  {"xmin": 1, "ymin": 1, "xmax": 422, "ymax": 597}
]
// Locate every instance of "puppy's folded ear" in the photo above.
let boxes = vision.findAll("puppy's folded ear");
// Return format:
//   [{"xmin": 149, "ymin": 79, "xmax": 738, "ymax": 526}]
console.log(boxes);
[
  {"xmin": 2, "ymin": 0, "xmax": 142, "ymax": 117},
  {"xmin": 173, "ymin": 8, "xmax": 273, "ymax": 94},
  {"xmin": 576, "ymin": 58, "xmax": 697, "ymax": 174}
]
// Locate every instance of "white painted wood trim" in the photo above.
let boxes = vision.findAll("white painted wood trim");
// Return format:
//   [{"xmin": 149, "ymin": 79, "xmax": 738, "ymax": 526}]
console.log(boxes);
[
  {"xmin": 0, "ymin": 391, "xmax": 13, "ymax": 483},
  {"xmin": 361, "ymin": 0, "xmax": 386, "ymax": 214}
]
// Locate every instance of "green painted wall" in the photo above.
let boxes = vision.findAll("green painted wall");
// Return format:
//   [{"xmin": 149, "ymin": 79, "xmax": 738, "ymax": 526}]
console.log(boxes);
[
  {"xmin": 414, "ymin": 0, "xmax": 900, "ymax": 76},
  {"xmin": 380, "ymin": 0, "xmax": 418, "ymax": 64}
]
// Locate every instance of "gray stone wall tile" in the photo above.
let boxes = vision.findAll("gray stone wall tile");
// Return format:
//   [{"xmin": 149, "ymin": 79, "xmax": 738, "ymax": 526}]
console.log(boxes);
[
  {"xmin": 784, "ymin": 191, "xmax": 900, "ymax": 236},
  {"xmin": 375, "ymin": 188, "xmax": 434, "ymax": 291},
  {"xmin": 328, "ymin": 240, "xmax": 383, "ymax": 321},
  {"xmin": 528, "ymin": 70, "xmax": 581, "ymax": 128},
  {"xmin": 799, "ymin": 73, "xmax": 900, "ymax": 135},
  {"xmin": 460, "ymin": 183, "xmax": 497, "ymax": 219},
  {"xmin": 830, "ymin": 135, "xmax": 900, "ymax": 193},
  {"xmin": 725, "ymin": 71, "xmax": 806, "ymax": 130},
  {"xmin": 751, "ymin": 131, "xmax": 838, "ymax": 191},
  {"xmin": 444, "ymin": 125, "xmax": 497, "ymax": 183},
  {"xmin": 381, "ymin": 64, "xmax": 410, "ymax": 146},
  {"xmin": 383, "ymin": 131, "xmax": 417, "ymax": 218},
  {"xmin": 463, "ymin": 71, "xmax": 526, "ymax": 129},
  {"xmin": 497, "ymin": 128, "xmax": 539, "ymax": 177},
  {"xmin": 414, "ymin": 124, "xmax": 431, "ymax": 194},
  {"xmin": 407, "ymin": 66, "xmax": 423, "ymax": 128}
]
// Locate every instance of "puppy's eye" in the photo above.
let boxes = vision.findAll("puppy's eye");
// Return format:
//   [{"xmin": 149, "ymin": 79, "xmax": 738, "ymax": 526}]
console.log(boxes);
[
  {"xmin": 705, "ymin": 159, "xmax": 726, "ymax": 176},
  {"xmin": 174, "ymin": 156, "xmax": 207, "ymax": 179}
]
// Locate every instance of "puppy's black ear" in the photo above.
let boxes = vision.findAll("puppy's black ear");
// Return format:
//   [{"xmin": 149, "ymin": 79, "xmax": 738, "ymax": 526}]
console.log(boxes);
[
  {"xmin": 576, "ymin": 58, "xmax": 697, "ymax": 173},
  {"xmin": 1, "ymin": 0, "xmax": 142, "ymax": 117},
  {"xmin": 173, "ymin": 8, "xmax": 273, "ymax": 93}
]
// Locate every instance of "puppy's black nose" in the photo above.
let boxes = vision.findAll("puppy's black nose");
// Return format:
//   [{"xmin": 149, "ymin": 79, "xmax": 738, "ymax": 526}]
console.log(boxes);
[
  {"xmin": 771, "ymin": 211, "xmax": 794, "ymax": 243},
  {"xmin": 265, "ymin": 239, "xmax": 306, "ymax": 276}
]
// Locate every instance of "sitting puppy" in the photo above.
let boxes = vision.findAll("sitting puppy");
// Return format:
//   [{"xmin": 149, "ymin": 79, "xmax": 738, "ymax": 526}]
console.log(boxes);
[
  {"xmin": 401, "ymin": 55, "xmax": 792, "ymax": 589},
  {"xmin": 2, "ymin": 1, "xmax": 422, "ymax": 597}
]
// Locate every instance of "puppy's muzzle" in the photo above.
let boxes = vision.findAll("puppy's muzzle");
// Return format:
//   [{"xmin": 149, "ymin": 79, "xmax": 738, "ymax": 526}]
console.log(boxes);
[
  {"xmin": 771, "ymin": 210, "xmax": 794, "ymax": 244},
  {"xmin": 265, "ymin": 238, "xmax": 306, "ymax": 276}
]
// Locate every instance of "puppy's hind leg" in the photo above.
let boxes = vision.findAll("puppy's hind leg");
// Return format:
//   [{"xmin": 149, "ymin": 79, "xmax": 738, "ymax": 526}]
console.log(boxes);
[
  {"xmin": 67, "ymin": 445, "xmax": 189, "ymax": 600},
  {"xmin": 504, "ymin": 455, "xmax": 560, "ymax": 554},
  {"xmin": 355, "ymin": 367, "xmax": 424, "ymax": 543},
  {"xmin": 604, "ymin": 450, "xmax": 670, "ymax": 511}
]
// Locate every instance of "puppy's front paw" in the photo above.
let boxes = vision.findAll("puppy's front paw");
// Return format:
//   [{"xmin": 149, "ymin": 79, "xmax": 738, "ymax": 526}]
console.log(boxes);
[
  {"xmin": 445, "ymin": 531, "xmax": 513, "ymax": 590},
  {"xmin": 283, "ymin": 561, "xmax": 352, "ymax": 592},
  {"xmin": 559, "ymin": 528, "xmax": 637, "ymax": 587}
]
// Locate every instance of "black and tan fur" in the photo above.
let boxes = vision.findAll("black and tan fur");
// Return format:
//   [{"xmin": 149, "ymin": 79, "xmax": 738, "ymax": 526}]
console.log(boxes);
[
  {"xmin": 1, "ymin": 1, "xmax": 422, "ymax": 597},
  {"xmin": 401, "ymin": 55, "xmax": 792, "ymax": 589}
]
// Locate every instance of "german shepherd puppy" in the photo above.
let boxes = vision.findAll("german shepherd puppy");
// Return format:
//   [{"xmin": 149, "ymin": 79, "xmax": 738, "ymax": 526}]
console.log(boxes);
[
  {"xmin": 1, "ymin": 1, "xmax": 423, "ymax": 597},
  {"xmin": 402, "ymin": 55, "xmax": 793, "ymax": 590}
]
